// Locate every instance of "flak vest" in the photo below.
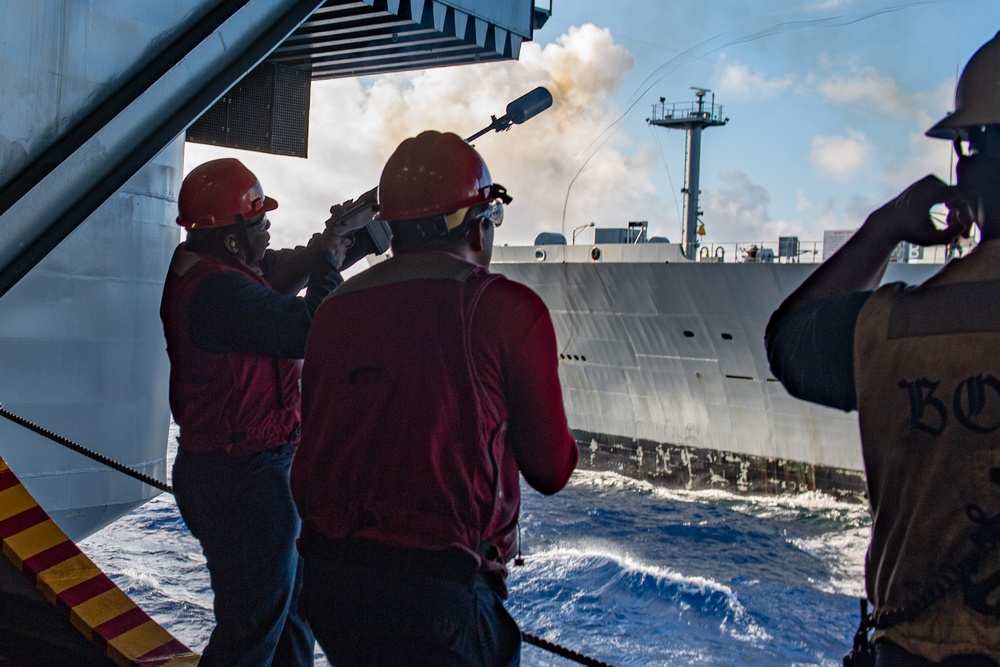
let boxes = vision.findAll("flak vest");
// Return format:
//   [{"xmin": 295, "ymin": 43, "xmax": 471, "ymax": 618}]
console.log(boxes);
[
  {"xmin": 294, "ymin": 252, "xmax": 513, "ymax": 580},
  {"xmin": 160, "ymin": 248, "xmax": 301, "ymax": 455},
  {"xmin": 854, "ymin": 240, "xmax": 1000, "ymax": 662}
]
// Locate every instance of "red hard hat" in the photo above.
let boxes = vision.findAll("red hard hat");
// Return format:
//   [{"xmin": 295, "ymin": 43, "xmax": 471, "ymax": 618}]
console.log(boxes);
[
  {"xmin": 176, "ymin": 158, "xmax": 278, "ymax": 229},
  {"xmin": 376, "ymin": 131, "xmax": 501, "ymax": 223}
]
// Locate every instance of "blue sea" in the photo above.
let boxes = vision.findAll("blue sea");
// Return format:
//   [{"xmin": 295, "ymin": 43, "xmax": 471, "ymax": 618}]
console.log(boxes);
[{"xmin": 81, "ymin": 428, "xmax": 870, "ymax": 666}]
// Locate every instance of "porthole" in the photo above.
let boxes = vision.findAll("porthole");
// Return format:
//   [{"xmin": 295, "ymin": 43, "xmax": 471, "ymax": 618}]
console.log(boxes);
[
  {"xmin": 534, "ymin": 249, "xmax": 546, "ymax": 262},
  {"xmin": 683, "ymin": 330, "xmax": 694, "ymax": 338},
  {"xmin": 590, "ymin": 247, "xmax": 602, "ymax": 261},
  {"xmin": 721, "ymin": 333, "xmax": 733, "ymax": 340}
]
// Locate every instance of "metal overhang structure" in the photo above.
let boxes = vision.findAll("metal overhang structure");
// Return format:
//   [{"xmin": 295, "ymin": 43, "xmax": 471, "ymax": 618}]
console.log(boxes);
[
  {"xmin": 0, "ymin": 0, "xmax": 537, "ymax": 301},
  {"xmin": 271, "ymin": 0, "xmax": 535, "ymax": 79}
]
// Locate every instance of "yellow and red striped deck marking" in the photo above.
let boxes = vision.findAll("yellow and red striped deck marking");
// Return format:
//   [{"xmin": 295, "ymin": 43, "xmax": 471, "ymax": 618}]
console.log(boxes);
[{"xmin": 0, "ymin": 455, "xmax": 199, "ymax": 666}]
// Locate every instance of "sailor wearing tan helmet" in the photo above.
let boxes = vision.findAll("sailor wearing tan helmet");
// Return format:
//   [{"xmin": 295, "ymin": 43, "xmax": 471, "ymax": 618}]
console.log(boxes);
[{"xmin": 767, "ymin": 32, "xmax": 1000, "ymax": 666}]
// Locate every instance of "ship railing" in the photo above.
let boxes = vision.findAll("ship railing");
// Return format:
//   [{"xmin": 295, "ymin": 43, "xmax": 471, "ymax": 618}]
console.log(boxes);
[
  {"xmin": 649, "ymin": 100, "xmax": 726, "ymax": 124},
  {"xmin": 693, "ymin": 239, "xmax": 974, "ymax": 265}
]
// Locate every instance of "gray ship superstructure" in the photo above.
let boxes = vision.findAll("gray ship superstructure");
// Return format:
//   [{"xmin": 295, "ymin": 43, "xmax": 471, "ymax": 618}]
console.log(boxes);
[{"xmin": 492, "ymin": 239, "xmax": 943, "ymax": 496}]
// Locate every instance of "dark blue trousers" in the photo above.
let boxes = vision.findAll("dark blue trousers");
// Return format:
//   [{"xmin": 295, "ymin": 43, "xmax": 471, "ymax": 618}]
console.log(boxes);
[
  {"xmin": 299, "ymin": 537, "xmax": 521, "ymax": 666},
  {"xmin": 174, "ymin": 444, "xmax": 314, "ymax": 667}
]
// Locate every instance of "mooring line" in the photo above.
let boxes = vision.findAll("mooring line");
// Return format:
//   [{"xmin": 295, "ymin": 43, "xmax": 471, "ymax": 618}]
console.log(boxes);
[
  {"xmin": 0, "ymin": 404, "xmax": 172, "ymax": 494},
  {"xmin": 0, "ymin": 404, "xmax": 616, "ymax": 666},
  {"xmin": 522, "ymin": 631, "xmax": 617, "ymax": 666}
]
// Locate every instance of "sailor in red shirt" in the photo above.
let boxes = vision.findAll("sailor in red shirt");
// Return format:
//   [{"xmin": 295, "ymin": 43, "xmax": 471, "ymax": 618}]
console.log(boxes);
[
  {"xmin": 291, "ymin": 131, "xmax": 579, "ymax": 666},
  {"xmin": 161, "ymin": 158, "xmax": 350, "ymax": 666}
]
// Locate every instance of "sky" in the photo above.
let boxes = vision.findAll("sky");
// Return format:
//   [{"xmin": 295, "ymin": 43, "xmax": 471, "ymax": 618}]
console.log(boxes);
[{"xmin": 183, "ymin": 0, "xmax": 1000, "ymax": 255}]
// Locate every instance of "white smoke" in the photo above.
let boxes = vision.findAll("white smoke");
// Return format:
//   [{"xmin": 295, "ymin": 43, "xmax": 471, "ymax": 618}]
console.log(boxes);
[{"xmin": 184, "ymin": 24, "xmax": 669, "ymax": 250}]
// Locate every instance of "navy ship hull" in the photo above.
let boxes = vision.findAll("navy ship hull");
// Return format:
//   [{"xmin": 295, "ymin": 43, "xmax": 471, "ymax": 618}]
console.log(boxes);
[{"xmin": 492, "ymin": 242, "xmax": 942, "ymax": 497}]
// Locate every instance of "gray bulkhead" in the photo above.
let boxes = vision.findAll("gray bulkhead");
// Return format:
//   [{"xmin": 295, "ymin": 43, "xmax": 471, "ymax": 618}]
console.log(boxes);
[{"xmin": 0, "ymin": 0, "xmax": 538, "ymax": 540}]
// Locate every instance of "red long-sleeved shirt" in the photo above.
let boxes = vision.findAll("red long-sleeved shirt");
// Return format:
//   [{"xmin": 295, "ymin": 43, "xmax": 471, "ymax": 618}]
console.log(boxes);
[{"xmin": 291, "ymin": 252, "xmax": 578, "ymax": 589}]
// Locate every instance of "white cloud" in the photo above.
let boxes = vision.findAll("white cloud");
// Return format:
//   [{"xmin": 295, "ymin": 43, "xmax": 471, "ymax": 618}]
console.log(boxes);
[
  {"xmin": 809, "ymin": 129, "xmax": 872, "ymax": 182},
  {"xmin": 881, "ymin": 130, "xmax": 956, "ymax": 193},
  {"xmin": 807, "ymin": 54, "xmax": 921, "ymax": 119},
  {"xmin": 715, "ymin": 60, "xmax": 794, "ymax": 100},
  {"xmin": 698, "ymin": 171, "xmax": 844, "ymax": 256},
  {"xmin": 700, "ymin": 170, "xmax": 773, "ymax": 242},
  {"xmin": 803, "ymin": 0, "xmax": 862, "ymax": 11}
]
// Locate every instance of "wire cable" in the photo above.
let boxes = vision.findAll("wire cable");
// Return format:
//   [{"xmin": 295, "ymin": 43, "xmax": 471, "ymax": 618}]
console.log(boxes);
[
  {"xmin": 0, "ymin": 405, "xmax": 618, "ymax": 666},
  {"xmin": 0, "ymin": 404, "xmax": 172, "ymax": 494}
]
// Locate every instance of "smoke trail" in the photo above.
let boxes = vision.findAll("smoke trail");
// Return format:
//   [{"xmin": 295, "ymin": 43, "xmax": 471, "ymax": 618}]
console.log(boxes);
[{"xmin": 187, "ymin": 23, "xmax": 653, "ymax": 249}]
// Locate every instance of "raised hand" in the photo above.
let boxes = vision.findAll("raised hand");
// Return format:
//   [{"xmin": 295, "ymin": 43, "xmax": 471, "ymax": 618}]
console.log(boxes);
[{"xmin": 865, "ymin": 175, "xmax": 968, "ymax": 248}]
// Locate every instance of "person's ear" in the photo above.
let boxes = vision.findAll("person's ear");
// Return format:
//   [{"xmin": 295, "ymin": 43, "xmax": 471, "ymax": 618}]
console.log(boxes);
[
  {"xmin": 467, "ymin": 219, "xmax": 485, "ymax": 252},
  {"xmin": 225, "ymin": 235, "xmax": 239, "ymax": 254}
]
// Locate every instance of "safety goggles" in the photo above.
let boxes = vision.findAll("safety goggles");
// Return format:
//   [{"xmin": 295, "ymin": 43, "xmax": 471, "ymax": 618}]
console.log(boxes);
[
  {"xmin": 472, "ymin": 202, "xmax": 504, "ymax": 228},
  {"xmin": 485, "ymin": 183, "xmax": 512, "ymax": 206},
  {"xmin": 241, "ymin": 214, "xmax": 270, "ymax": 232},
  {"xmin": 954, "ymin": 125, "xmax": 1000, "ymax": 160},
  {"xmin": 471, "ymin": 183, "xmax": 511, "ymax": 228},
  {"xmin": 441, "ymin": 183, "xmax": 512, "ymax": 231}
]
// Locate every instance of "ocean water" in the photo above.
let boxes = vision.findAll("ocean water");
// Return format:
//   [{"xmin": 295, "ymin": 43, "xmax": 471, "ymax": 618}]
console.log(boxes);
[{"xmin": 81, "ymin": 431, "xmax": 870, "ymax": 667}]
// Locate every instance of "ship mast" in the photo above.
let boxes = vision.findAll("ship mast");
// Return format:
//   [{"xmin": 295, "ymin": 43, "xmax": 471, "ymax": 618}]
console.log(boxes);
[{"xmin": 647, "ymin": 88, "xmax": 728, "ymax": 259}]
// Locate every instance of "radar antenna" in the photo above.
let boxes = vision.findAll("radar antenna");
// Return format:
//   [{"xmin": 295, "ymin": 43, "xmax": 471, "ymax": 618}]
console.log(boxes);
[{"xmin": 647, "ymin": 89, "xmax": 729, "ymax": 259}]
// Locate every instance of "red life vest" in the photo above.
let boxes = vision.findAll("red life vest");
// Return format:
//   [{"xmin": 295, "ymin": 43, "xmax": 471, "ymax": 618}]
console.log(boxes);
[
  {"xmin": 160, "ymin": 248, "xmax": 301, "ymax": 455},
  {"xmin": 292, "ymin": 253, "xmax": 516, "ymax": 575}
]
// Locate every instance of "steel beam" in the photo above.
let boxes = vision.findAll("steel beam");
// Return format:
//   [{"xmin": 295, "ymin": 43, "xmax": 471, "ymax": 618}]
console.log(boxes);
[{"xmin": 0, "ymin": 0, "xmax": 327, "ymax": 301}]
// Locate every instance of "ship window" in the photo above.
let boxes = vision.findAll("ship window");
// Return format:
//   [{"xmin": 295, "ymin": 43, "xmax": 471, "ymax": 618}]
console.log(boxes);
[
  {"xmin": 683, "ymin": 330, "xmax": 694, "ymax": 338},
  {"xmin": 581, "ymin": 355, "xmax": 587, "ymax": 362},
  {"xmin": 721, "ymin": 333, "xmax": 733, "ymax": 340},
  {"xmin": 591, "ymin": 247, "xmax": 601, "ymax": 261},
  {"xmin": 535, "ymin": 249, "xmax": 546, "ymax": 261}
]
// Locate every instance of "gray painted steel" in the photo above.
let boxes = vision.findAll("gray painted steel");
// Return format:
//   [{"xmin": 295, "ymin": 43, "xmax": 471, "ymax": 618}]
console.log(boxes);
[
  {"xmin": 274, "ymin": 0, "xmax": 534, "ymax": 77},
  {"xmin": 0, "ymin": 0, "xmax": 533, "ymax": 542},
  {"xmin": 492, "ymin": 243, "xmax": 942, "ymax": 489},
  {"xmin": 0, "ymin": 1, "xmax": 202, "ymax": 540}
]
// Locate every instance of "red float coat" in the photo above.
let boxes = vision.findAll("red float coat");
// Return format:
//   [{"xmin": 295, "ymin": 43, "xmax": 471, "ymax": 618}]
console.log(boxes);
[
  {"xmin": 291, "ymin": 252, "xmax": 578, "ymax": 591},
  {"xmin": 161, "ymin": 250, "xmax": 302, "ymax": 455}
]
